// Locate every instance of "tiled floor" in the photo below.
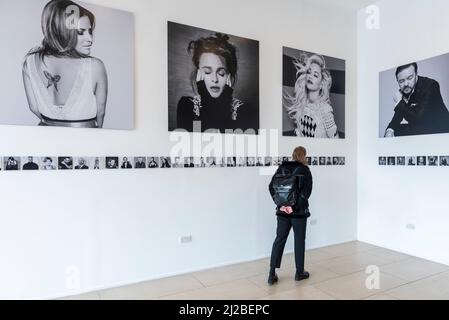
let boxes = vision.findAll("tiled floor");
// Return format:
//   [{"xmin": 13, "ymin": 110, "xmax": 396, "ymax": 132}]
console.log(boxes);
[{"xmin": 60, "ymin": 241, "xmax": 449, "ymax": 300}]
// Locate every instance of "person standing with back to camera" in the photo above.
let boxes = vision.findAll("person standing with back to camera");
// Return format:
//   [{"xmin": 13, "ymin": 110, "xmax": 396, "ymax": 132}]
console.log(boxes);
[{"xmin": 268, "ymin": 146, "xmax": 313, "ymax": 285}]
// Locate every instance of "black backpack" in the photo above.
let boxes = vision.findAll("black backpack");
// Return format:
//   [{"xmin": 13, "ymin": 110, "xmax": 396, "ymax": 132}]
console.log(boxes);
[{"xmin": 271, "ymin": 167, "xmax": 303, "ymax": 207}]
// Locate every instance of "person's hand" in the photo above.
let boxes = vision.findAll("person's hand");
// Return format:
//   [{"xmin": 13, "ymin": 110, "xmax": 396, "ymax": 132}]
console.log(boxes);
[
  {"xmin": 385, "ymin": 128, "xmax": 395, "ymax": 138},
  {"xmin": 196, "ymin": 69, "xmax": 205, "ymax": 82},
  {"xmin": 280, "ymin": 206, "xmax": 293, "ymax": 214},
  {"xmin": 393, "ymin": 90, "xmax": 403, "ymax": 105},
  {"xmin": 226, "ymin": 74, "xmax": 233, "ymax": 88}
]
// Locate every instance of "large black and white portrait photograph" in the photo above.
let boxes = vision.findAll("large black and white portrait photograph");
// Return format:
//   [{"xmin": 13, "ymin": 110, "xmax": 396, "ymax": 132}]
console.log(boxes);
[
  {"xmin": 380, "ymin": 53, "xmax": 449, "ymax": 138},
  {"xmin": 168, "ymin": 21, "xmax": 259, "ymax": 134},
  {"xmin": 0, "ymin": 0, "xmax": 134, "ymax": 129},
  {"xmin": 282, "ymin": 47, "xmax": 346, "ymax": 138}
]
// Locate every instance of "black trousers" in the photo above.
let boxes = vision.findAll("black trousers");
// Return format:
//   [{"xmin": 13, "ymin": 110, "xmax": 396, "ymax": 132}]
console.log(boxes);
[{"xmin": 270, "ymin": 216, "xmax": 307, "ymax": 272}]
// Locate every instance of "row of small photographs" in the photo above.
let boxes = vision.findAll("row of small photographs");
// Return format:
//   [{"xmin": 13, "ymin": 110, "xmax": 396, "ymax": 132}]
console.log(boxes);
[
  {"xmin": 379, "ymin": 156, "xmax": 449, "ymax": 166},
  {"xmin": 307, "ymin": 157, "xmax": 346, "ymax": 166},
  {"xmin": 0, "ymin": 156, "xmax": 346, "ymax": 171}
]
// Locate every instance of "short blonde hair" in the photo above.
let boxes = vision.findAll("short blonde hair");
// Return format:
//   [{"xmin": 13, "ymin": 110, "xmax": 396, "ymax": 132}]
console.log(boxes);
[{"xmin": 292, "ymin": 146, "xmax": 308, "ymax": 166}]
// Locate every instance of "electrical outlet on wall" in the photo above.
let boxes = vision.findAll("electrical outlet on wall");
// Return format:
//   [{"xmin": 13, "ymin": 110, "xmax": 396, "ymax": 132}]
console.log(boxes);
[
  {"xmin": 406, "ymin": 224, "xmax": 416, "ymax": 230},
  {"xmin": 180, "ymin": 235, "xmax": 193, "ymax": 244},
  {"xmin": 310, "ymin": 219, "xmax": 318, "ymax": 226}
]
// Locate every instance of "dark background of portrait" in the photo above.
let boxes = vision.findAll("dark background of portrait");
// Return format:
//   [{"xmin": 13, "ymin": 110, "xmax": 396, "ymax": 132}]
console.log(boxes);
[
  {"xmin": 282, "ymin": 46, "xmax": 346, "ymax": 138},
  {"xmin": 168, "ymin": 21, "xmax": 259, "ymax": 132},
  {"xmin": 379, "ymin": 52, "xmax": 449, "ymax": 138},
  {"xmin": 0, "ymin": 0, "xmax": 134, "ymax": 130}
]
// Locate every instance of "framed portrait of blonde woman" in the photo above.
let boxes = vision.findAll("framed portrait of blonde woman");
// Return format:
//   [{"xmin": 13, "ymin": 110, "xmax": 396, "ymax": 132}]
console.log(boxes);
[{"xmin": 282, "ymin": 47, "xmax": 345, "ymax": 138}]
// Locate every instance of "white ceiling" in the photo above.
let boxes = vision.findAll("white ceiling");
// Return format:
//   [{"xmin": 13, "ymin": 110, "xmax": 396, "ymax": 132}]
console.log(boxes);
[{"xmin": 303, "ymin": 0, "xmax": 379, "ymax": 12}]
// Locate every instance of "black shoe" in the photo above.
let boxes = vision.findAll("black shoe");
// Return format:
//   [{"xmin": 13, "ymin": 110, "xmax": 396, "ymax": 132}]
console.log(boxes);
[
  {"xmin": 267, "ymin": 273, "xmax": 279, "ymax": 285},
  {"xmin": 295, "ymin": 271, "xmax": 310, "ymax": 281}
]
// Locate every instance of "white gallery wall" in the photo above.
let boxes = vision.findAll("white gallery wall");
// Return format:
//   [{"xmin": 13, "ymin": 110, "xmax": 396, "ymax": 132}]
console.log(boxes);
[
  {"xmin": 357, "ymin": 0, "xmax": 449, "ymax": 265},
  {"xmin": 0, "ymin": 0, "xmax": 358, "ymax": 299}
]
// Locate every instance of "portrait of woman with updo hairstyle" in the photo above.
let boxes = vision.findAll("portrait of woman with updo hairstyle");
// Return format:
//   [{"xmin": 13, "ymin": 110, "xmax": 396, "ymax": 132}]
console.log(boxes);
[{"xmin": 168, "ymin": 22, "xmax": 260, "ymax": 134}]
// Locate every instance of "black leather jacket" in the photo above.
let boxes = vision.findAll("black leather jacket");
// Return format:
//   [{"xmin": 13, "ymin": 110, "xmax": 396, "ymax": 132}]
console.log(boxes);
[{"xmin": 269, "ymin": 161, "xmax": 313, "ymax": 218}]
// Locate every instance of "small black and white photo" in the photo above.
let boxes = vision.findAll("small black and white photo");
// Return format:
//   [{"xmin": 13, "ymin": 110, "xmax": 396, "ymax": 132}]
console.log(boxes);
[
  {"xmin": 264, "ymin": 157, "xmax": 272, "ymax": 167},
  {"xmin": 105, "ymin": 157, "xmax": 119, "ymax": 169},
  {"xmin": 159, "ymin": 157, "xmax": 172, "ymax": 168},
  {"xmin": 417, "ymin": 156, "xmax": 427, "ymax": 166},
  {"xmin": 428, "ymin": 156, "xmax": 438, "ymax": 166},
  {"xmin": 236, "ymin": 157, "xmax": 246, "ymax": 167},
  {"xmin": 147, "ymin": 157, "xmax": 160, "ymax": 169},
  {"xmin": 120, "ymin": 157, "xmax": 133, "ymax": 169},
  {"xmin": 217, "ymin": 157, "xmax": 226, "ymax": 167},
  {"xmin": 380, "ymin": 53, "xmax": 449, "ymax": 138},
  {"xmin": 58, "ymin": 157, "xmax": 73, "ymax": 170},
  {"xmin": 407, "ymin": 156, "xmax": 417, "ymax": 166},
  {"xmin": 255, "ymin": 157, "xmax": 264, "ymax": 167},
  {"xmin": 283, "ymin": 47, "xmax": 345, "ymax": 138},
  {"xmin": 4, "ymin": 157, "xmax": 21, "ymax": 171},
  {"xmin": 247, "ymin": 157, "xmax": 256, "ymax": 167},
  {"xmin": 326, "ymin": 157, "xmax": 333, "ymax": 165},
  {"xmin": 333, "ymin": 157, "xmax": 345, "ymax": 166},
  {"xmin": 21, "ymin": 156, "xmax": 40, "ymax": 170},
  {"xmin": 134, "ymin": 157, "xmax": 147, "ymax": 169},
  {"xmin": 387, "ymin": 157, "xmax": 396, "ymax": 166},
  {"xmin": 205, "ymin": 156, "xmax": 217, "ymax": 167},
  {"xmin": 311, "ymin": 157, "xmax": 318, "ymax": 166},
  {"xmin": 40, "ymin": 157, "xmax": 57, "ymax": 170},
  {"xmin": 184, "ymin": 157, "xmax": 195, "ymax": 168},
  {"xmin": 92, "ymin": 157, "xmax": 104, "ymax": 170},
  {"xmin": 319, "ymin": 157, "xmax": 326, "ymax": 166},
  {"xmin": 74, "ymin": 157, "xmax": 90, "ymax": 169},
  {"xmin": 172, "ymin": 157, "xmax": 184, "ymax": 168},
  {"xmin": 226, "ymin": 157, "xmax": 236, "ymax": 167},
  {"xmin": 0, "ymin": 0, "xmax": 134, "ymax": 129},
  {"xmin": 194, "ymin": 157, "xmax": 206, "ymax": 168},
  {"xmin": 379, "ymin": 157, "xmax": 387, "ymax": 166},
  {"xmin": 168, "ymin": 21, "xmax": 259, "ymax": 134},
  {"xmin": 440, "ymin": 156, "xmax": 449, "ymax": 166},
  {"xmin": 397, "ymin": 156, "xmax": 406, "ymax": 166}
]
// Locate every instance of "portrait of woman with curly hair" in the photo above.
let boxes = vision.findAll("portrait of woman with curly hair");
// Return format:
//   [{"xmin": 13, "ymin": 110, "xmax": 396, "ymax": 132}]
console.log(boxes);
[{"xmin": 168, "ymin": 22, "xmax": 259, "ymax": 134}]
